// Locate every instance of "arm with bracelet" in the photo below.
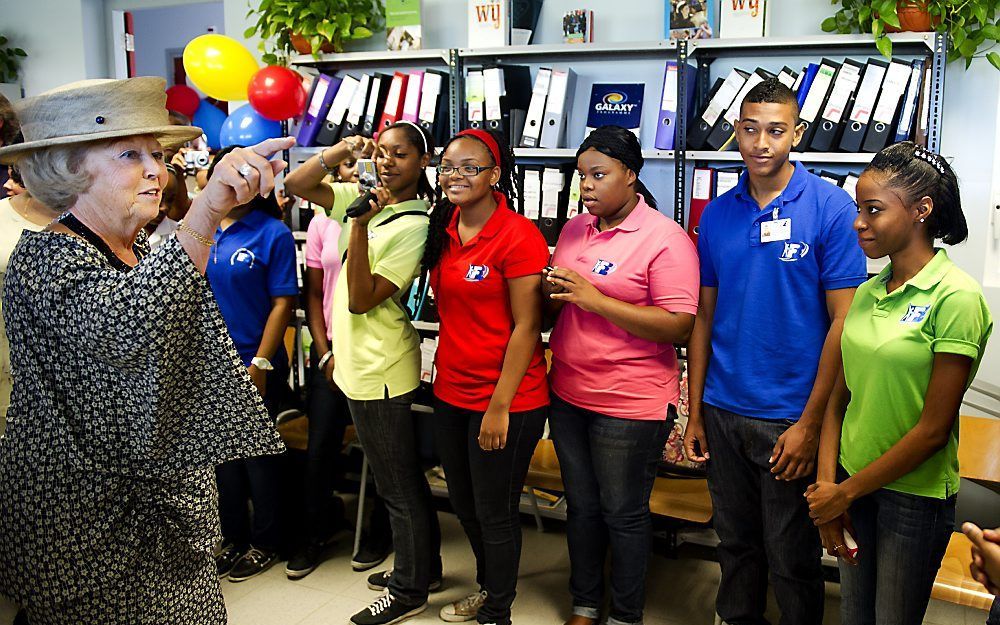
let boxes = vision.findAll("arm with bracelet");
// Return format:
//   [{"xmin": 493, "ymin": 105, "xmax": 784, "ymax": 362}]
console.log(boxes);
[{"xmin": 284, "ymin": 135, "xmax": 375, "ymax": 211}]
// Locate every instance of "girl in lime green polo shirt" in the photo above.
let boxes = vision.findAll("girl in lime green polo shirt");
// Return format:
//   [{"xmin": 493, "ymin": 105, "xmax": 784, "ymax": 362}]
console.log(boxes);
[
  {"xmin": 807, "ymin": 142, "xmax": 992, "ymax": 625},
  {"xmin": 285, "ymin": 122, "xmax": 442, "ymax": 625}
]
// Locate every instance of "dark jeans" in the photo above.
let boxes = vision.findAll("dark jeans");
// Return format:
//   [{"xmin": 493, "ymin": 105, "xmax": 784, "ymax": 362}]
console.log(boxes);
[
  {"xmin": 548, "ymin": 394, "xmax": 671, "ymax": 625},
  {"xmin": 838, "ymin": 480, "xmax": 956, "ymax": 625},
  {"xmin": 304, "ymin": 345, "xmax": 391, "ymax": 547},
  {"xmin": 989, "ymin": 596, "xmax": 1000, "ymax": 625},
  {"xmin": 433, "ymin": 398, "xmax": 548, "ymax": 625},
  {"xmin": 303, "ymin": 344, "xmax": 350, "ymax": 544},
  {"xmin": 704, "ymin": 404, "xmax": 824, "ymax": 625},
  {"xmin": 347, "ymin": 389, "xmax": 442, "ymax": 606},
  {"xmin": 216, "ymin": 364, "xmax": 289, "ymax": 552}
]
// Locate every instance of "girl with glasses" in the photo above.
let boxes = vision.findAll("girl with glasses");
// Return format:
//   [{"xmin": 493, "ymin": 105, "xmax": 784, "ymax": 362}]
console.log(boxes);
[{"xmin": 421, "ymin": 128, "xmax": 550, "ymax": 625}]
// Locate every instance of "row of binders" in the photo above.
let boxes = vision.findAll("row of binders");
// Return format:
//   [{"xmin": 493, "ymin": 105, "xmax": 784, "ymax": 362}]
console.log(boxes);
[
  {"xmin": 465, "ymin": 65, "xmax": 575, "ymax": 150},
  {"xmin": 688, "ymin": 165, "xmax": 862, "ymax": 242},
  {"xmin": 689, "ymin": 56, "xmax": 931, "ymax": 153},
  {"xmin": 515, "ymin": 163, "xmax": 581, "ymax": 246},
  {"xmin": 297, "ymin": 69, "xmax": 451, "ymax": 148}
]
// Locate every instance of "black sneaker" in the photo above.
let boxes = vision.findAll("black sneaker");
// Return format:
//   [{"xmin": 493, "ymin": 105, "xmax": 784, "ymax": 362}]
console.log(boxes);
[
  {"xmin": 352, "ymin": 538, "xmax": 393, "ymax": 572},
  {"xmin": 227, "ymin": 546, "xmax": 279, "ymax": 582},
  {"xmin": 351, "ymin": 593, "xmax": 426, "ymax": 625},
  {"xmin": 285, "ymin": 542, "xmax": 324, "ymax": 579},
  {"xmin": 215, "ymin": 543, "xmax": 249, "ymax": 578},
  {"xmin": 366, "ymin": 568, "xmax": 442, "ymax": 592}
]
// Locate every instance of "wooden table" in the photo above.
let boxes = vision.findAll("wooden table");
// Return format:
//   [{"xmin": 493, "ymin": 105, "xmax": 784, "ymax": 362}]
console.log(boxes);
[{"xmin": 959, "ymin": 415, "xmax": 1000, "ymax": 493}]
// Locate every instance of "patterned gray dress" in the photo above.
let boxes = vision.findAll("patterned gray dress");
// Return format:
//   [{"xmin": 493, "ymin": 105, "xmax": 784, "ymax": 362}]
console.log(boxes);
[{"xmin": 0, "ymin": 230, "xmax": 285, "ymax": 623}]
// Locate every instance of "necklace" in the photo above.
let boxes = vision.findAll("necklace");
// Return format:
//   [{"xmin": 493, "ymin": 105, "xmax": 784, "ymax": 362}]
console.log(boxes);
[{"xmin": 58, "ymin": 213, "xmax": 144, "ymax": 273}]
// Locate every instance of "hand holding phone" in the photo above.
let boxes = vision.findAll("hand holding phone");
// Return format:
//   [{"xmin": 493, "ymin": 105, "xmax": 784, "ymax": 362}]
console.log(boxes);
[{"xmin": 346, "ymin": 159, "xmax": 381, "ymax": 218}]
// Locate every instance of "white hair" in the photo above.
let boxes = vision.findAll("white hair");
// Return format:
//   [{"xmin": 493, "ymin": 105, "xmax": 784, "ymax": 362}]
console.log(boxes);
[{"xmin": 18, "ymin": 143, "xmax": 100, "ymax": 211}]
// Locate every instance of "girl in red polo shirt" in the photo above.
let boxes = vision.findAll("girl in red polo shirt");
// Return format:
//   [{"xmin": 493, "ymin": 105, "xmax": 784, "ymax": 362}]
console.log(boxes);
[{"xmin": 421, "ymin": 129, "xmax": 549, "ymax": 625}]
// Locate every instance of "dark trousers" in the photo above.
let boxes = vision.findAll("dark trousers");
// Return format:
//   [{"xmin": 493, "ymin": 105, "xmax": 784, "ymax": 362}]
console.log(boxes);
[
  {"xmin": 303, "ymin": 345, "xmax": 351, "ymax": 544},
  {"xmin": 217, "ymin": 364, "xmax": 289, "ymax": 552},
  {"xmin": 548, "ymin": 395, "xmax": 671, "ymax": 625},
  {"xmin": 989, "ymin": 596, "xmax": 1000, "ymax": 625},
  {"xmin": 839, "ymin": 481, "xmax": 956, "ymax": 625},
  {"xmin": 433, "ymin": 398, "xmax": 547, "ymax": 625},
  {"xmin": 347, "ymin": 389, "xmax": 442, "ymax": 606},
  {"xmin": 704, "ymin": 404, "xmax": 824, "ymax": 625}
]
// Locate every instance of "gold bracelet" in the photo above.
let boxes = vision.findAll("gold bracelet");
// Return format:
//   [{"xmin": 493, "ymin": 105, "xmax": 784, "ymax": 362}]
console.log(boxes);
[{"xmin": 177, "ymin": 220, "xmax": 215, "ymax": 247}]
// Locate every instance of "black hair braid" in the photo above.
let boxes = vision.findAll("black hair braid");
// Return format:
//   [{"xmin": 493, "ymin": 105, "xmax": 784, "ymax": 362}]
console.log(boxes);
[
  {"xmin": 576, "ymin": 125, "xmax": 658, "ymax": 209},
  {"xmin": 207, "ymin": 145, "xmax": 283, "ymax": 220},
  {"xmin": 865, "ymin": 141, "xmax": 967, "ymax": 245},
  {"xmin": 420, "ymin": 129, "xmax": 517, "ymax": 273},
  {"xmin": 383, "ymin": 121, "xmax": 437, "ymax": 202}
]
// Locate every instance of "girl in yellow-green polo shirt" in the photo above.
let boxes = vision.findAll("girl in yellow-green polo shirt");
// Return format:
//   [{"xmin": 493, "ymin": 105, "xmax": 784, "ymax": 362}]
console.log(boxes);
[
  {"xmin": 806, "ymin": 141, "xmax": 992, "ymax": 625},
  {"xmin": 284, "ymin": 122, "xmax": 442, "ymax": 625}
]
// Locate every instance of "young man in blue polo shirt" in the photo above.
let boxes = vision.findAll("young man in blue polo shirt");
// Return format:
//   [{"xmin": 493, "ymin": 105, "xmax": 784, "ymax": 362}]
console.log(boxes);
[{"xmin": 684, "ymin": 79, "xmax": 867, "ymax": 624}]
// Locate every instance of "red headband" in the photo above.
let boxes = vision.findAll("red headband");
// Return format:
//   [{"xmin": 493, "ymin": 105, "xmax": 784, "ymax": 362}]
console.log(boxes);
[{"xmin": 457, "ymin": 129, "xmax": 502, "ymax": 166}]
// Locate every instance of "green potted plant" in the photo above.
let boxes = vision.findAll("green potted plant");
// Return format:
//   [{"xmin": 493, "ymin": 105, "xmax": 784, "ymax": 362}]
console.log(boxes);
[
  {"xmin": 245, "ymin": 0, "xmax": 386, "ymax": 63},
  {"xmin": 0, "ymin": 35, "xmax": 27, "ymax": 83},
  {"xmin": 823, "ymin": 0, "xmax": 1000, "ymax": 70}
]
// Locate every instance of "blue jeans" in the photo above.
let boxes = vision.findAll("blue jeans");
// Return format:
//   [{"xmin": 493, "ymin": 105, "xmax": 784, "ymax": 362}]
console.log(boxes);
[
  {"xmin": 704, "ymin": 404, "xmax": 824, "ymax": 625},
  {"xmin": 549, "ymin": 395, "xmax": 671, "ymax": 625},
  {"xmin": 433, "ymin": 398, "xmax": 547, "ymax": 625},
  {"xmin": 347, "ymin": 390, "xmax": 442, "ymax": 606},
  {"xmin": 838, "ymin": 479, "xmax": 956, "ymax": 625}
]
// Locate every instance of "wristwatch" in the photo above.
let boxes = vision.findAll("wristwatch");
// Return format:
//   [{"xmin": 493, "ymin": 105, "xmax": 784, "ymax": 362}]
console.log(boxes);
[{"xmin": 251, "ymin": 357, "xmax": 274, "ymax": 371}]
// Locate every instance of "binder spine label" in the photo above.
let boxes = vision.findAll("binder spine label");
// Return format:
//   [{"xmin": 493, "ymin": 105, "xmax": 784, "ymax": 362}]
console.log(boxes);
[
  {"xmin": 702, "ymin": 70, "xmax": 745, "ymax": 126},
  {"xmin": 799, "ymin": 63, "xmax": 837, "ymax": 123},
  {"xmin": 821, "ymin": 63, "xmax": 862, "ymax": 123},
  {"xmin": 848, "ymin": 65, "xmax": 887, "ymax": 124},
  {"xmin": 872, "ymin": 62, "xmax": 912, "ymax": 124}
]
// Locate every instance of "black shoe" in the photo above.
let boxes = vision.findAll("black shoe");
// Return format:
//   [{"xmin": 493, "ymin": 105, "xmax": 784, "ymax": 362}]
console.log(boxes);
[
  {"xmin": 227, "ymin": 546, "xmax": 279, "ymax": 582},
  {"xmin": 215, "ymin": 543, "xmax": 249, "ymax": 578},
  {"xmin": 351, "ymin": 593, "xmax": 426, "ymax": 625},
  {"xmin": 285, "ymin": 542, "xmax": 324, "ymax": 579},
  {"xmin": 352, "ymin": 538, "xmax": 392, "ymax": 572},
  {"xmin": 366, "ymin": 568, "xmax": 442, "ymax": 593}
]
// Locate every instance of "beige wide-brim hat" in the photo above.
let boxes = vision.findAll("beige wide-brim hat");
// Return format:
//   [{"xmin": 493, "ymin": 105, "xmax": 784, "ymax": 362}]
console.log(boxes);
[{"xmin": 0, "ymin": 76, "xmax": 204, "ymax": 165}]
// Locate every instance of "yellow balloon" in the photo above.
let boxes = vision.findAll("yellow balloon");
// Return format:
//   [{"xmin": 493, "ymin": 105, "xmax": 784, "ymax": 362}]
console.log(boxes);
[{"xmin": 183, "ymin": 34, "xmax": 259, "ymax": 101}]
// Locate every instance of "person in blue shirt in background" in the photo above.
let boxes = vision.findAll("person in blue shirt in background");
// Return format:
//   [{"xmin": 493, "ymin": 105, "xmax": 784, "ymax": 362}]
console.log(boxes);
[
  {"xmin": 684, "ymin": 79, "xmax": 867, "ymax": 625},
  {"xmin": 204, "ymin": 145, "xmax": 299, "ymax": 584}
]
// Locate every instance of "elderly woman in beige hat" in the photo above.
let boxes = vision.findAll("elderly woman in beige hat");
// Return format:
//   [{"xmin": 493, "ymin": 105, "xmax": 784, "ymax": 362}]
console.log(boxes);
[{"xmin": 0, "ymin": 77, "xmax": 293, "ymax": 623}]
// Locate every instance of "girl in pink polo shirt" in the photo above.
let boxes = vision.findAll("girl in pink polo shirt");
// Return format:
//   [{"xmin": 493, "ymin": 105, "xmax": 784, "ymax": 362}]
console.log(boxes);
[{"xmin": 545, "ymin": 125, "xmax": 699, "ymax": 625}]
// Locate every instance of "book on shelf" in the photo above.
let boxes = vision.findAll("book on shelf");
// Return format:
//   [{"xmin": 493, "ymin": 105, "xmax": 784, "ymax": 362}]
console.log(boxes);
[
  {"xmin": 562, "ymin": 9, "xmax": 594, "ymax": 44},
  {"xmin": 719, "ymin": 0, "xmax": 769, "ymax": 38},
  {"xmin": 585, "ymin": 83, "xmax": 644, "ymax": 139},
  {"xmin": 667, "ymin": 0, "xmax": 716, "ymax": 40},
  {"xmin": 512, "ymin": 0, "xmax": 544, "ymax": 45},
  {"xmin": 387, "ymin": 0, "xmax": 423, "ymax": 51},
  {"xmin": 468, "ymin": 0, "xmax": 511, "ymax": 48}
]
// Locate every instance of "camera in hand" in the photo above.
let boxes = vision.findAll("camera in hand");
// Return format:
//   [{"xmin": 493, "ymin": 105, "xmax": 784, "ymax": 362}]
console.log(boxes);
[
  {"xmin": 183, "ymin": 150, "xmax": 211, "ymax": 174},
  {"xmin": 346, "ymin": 159, "xmax": 380, "ymax": 218}
]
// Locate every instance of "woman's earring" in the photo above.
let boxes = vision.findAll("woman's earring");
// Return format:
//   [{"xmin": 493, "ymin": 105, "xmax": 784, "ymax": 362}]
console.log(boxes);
[{"xmin": 919, "ymin": 218, "xmax": 926, "ymax": 223}]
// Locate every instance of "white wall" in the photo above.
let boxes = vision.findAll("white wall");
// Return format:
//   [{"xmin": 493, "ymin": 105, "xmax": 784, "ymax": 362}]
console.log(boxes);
[
  {"xmin": 0, "ymin": 0, "xmax": 96, "ymax": 95},
  {"xmin": 130, "ymin": 1, "xmax": 224, "ymax": 80}
]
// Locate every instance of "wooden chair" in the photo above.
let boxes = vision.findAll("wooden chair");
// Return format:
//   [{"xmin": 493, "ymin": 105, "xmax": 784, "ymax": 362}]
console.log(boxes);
[{"xmin": 930, "ymin": 415, "xmax": 1000, "ymax": 610}]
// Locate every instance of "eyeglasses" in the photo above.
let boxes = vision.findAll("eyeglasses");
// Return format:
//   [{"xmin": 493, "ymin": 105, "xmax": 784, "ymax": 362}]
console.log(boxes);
[{"xmin": 436, "ymin": 164, "xmax": 494, "ymax": 177}]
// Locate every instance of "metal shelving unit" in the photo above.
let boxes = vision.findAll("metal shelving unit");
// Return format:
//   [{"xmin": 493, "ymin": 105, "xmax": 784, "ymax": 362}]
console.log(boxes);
[
  {"xmin": 687, "ymin": 150, "xmax": 877, "ymax": 164},
  {"xmin": 458, "ymin": 40, "xmax": 676, "ymax": 60},
  {"xmin": 290, "ymin": 48, "xmax": 452, "ymax": 66}
]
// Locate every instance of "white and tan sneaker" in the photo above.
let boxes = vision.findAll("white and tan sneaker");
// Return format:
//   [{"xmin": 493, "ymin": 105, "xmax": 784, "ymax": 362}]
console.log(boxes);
[{"xmin": 439, "ymin": 590, "xmax": 488, "ymax": 622}]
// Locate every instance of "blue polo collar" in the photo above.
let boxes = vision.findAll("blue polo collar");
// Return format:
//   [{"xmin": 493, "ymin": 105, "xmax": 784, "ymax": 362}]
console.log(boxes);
[{"xmin": 734, "ymin": 161, "xmax": 809, "ymax": 212}]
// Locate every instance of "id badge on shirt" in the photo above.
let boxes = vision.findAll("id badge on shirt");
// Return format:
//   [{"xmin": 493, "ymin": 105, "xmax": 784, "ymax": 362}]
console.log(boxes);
[{"xmin": 761, "ymin": 218, "xmax": 791, "ymax": 242}]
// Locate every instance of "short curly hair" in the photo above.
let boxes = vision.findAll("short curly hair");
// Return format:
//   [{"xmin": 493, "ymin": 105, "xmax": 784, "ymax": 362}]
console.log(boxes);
[
  {"xmin": 18, "ymin": 143, "xmax": 96, "ymax": 211},
  {"xmin": 0, "ymin": 93, "xmax": 20, "ymax": 147}
]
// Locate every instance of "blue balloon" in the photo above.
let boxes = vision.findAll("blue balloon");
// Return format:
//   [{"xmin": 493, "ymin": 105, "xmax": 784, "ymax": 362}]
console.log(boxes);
[
  {"xmin": 191, "ymin": 100, "xmax": 226, "ymax": 151},
  {"xmin": 219, "ymin": 103, "xmax": 282, "ymax": 148}
]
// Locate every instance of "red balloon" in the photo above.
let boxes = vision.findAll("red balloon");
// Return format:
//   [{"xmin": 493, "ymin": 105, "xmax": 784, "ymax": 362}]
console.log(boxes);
[
  {"xmin": 165, "ymin": 84, "xmax": 200, "ymax": 118},
  {"xmin": 248, "ymin": 66, "xmax": 308, "ymax": 121}
]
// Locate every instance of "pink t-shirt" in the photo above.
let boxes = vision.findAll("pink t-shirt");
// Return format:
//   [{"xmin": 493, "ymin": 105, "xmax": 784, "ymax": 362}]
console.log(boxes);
[
  {"xmin": 549, "ymin": 197, "xmax": 700, "ymax": 420},
  {"xmin": 305, "ymin": 212, "xmax": 344, "ymax": 340}
]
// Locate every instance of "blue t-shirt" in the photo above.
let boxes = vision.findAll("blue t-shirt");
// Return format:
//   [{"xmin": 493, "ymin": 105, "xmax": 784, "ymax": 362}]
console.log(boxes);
[
  {"xmin": 698, "ymin": 162, "xmax": 867, "ymax": 421},
  {"xmin": 206, "ymin": 209, "xmax": 299, "ymax": 366}
]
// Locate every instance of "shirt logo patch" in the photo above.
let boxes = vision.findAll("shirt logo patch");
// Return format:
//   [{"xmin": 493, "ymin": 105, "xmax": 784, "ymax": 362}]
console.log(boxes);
[
  {"xmin": 592, "ymin": 259, "xmax": 617, "ymax": 275},
  {"xmin": 230, "ymin": 248, "xmax": 256, "ymax": 268},
  {"xmin": 464, "ymin": 264, "xmax": 490, "ymax": 282},
  {"xmin": 779, "ymin": 242, "xmax": 810, "ymax": 262},
  {"xmin": 901, "ymin": 304, "xmax": 931, "ymax": 323}
]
